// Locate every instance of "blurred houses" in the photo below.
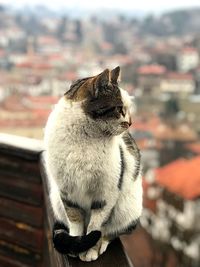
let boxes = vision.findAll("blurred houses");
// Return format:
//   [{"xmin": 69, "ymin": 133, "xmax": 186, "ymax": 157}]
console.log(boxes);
[
  {"xmin": 131, "ymin": 115, "xmax": 198, "ymax": 166},
  {"xmin": 176, "ymin": 47, "xmax": 199, "ymax": 73},
  {"xmin": 160, "ymin": 72, "xmax": 195, "ymax": 96},
  {"xmin": 137, "ymin": 64, "xmax": 166, "ymax": 95},
  {"xmin": 142, "ymin": 157, "xmax": 200, "ymax": 267}
]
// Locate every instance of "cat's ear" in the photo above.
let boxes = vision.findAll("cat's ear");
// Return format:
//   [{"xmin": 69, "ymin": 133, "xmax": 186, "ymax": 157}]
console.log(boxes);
[
  {"xmin": 111, "ymin": 66, "xmax": 120, "ymax": 84},
  {"xmin": 94, "ymin": 69, "xmax": 110, "ymax": 97}
]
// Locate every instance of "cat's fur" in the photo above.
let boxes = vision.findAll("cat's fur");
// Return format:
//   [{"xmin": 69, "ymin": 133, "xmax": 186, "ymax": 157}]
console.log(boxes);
[{"xmin": 44, "ymin": 67, "xmax": 143, "ymax": 261}]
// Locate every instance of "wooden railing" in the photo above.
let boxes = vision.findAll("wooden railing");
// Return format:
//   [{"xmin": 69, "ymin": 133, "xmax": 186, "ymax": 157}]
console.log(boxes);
[{"xmin": 0, "ymin": 133, "xmax": 131, "ymax": 267}]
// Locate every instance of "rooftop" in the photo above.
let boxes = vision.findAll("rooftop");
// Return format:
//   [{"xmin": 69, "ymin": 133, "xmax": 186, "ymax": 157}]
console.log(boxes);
[
  {"xmin": 185, "ymin": 143, "xmax": 200, "ymax": 154},
  {"xmin": 137, "ymin": 65, "xmax": 166, "ymax": 75},
  {"xmin": 166, "ymin": 72, "xmax": 194, "ymax": 81},
  {"xmin": 132, "ymin": 118, "xmax": 197, "ymax": 142},
  {"xmin": 155, "ymin": 156, "xmax": 200, "ymax": 200},
  {"xmin": 181, "ymin": 47, "xmax": 198, "ymax": 54}
]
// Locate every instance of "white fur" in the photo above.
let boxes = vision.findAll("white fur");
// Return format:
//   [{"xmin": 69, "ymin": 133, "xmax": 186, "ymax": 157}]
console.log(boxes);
[{"xmin": 44, "ymin": 88, "xmax": 143, "ymax": 261}]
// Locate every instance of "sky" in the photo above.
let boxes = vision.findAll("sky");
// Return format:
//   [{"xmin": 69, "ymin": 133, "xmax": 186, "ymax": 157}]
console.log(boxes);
[{"xmin": 1, "ymin": 0, "xmax": 200, "ymax": 13}]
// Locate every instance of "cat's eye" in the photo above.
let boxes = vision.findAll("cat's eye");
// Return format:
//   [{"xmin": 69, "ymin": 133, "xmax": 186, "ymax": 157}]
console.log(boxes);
[
  {"xmin": 117, "ymin": 106, "xmax": 123, "ymax": 113},
  {"xmin": 99, "ymin": 107, "xmax": 116, "ymax": 114},
  {"xmin": 93, "ymin": 106, "xmax": 116, "ymax": 118},
  {"xmin": 117, "ymin": 106, "xmax": 125, "ymax": 116}
]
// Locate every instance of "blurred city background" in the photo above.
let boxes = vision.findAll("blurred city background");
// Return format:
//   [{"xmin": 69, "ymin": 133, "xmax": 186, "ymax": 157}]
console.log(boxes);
[{"xmin": 0, "ymin": 1, "xmax": 200, "ymax": 267}]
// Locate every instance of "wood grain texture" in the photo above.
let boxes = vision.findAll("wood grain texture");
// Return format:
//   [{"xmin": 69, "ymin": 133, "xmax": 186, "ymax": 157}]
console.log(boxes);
[
  {"xmin": 0, "ymin": 153, "xmax": 41, "ymax": 184},
  {"xmin": 0, "ymin": 254, "xmax": 31, "ymax": 267},
  {"xmin": 0, "ymin": 173, "xmax": 43, "ymax": 206},
  {"xmin": 0, "ymin": 217, "xmax": 44, "ymax": 252},
  {"xmin": 0, "ymin": 197, "xmax": 43, "ymax": 228},
  {"xmin": 0, "ymin": 240, "xmax": 41, "ymax": 266},
  {"xmin": 0, "ymin": 135, "xmax": 45, "ymax": 267}
]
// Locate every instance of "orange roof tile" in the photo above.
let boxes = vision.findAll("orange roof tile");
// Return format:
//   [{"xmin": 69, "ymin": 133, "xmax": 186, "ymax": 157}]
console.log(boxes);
[
  {"xmin": 154, "ymin": 123, "xmax": 197, "ymax": 141},
  {"xmin": 132, "ymin": 116, "xmax": 197, "ymax": 142},
  {"xmin": 138, "ymin": 65, "xmax": 166, "ymax": 75},
  {"xmin": 155, "ymin": 157, "xmax": 200, "ymax": 199},
  {"xmin": 61, "ymin": 71, "xmax": 77, "ymax": 81},
  {"xmin": 131, "ymin": 116, "xmax": 161, "ymax": 133},
  {"xmin": 26, "ymin": 96, "xmax": 59, "ymax": 104},
  {"xmin": 16, "ymin": 61, "xmax": 52, "ymax": 70},
  {"xmin": 0, "ymin": 49, "xmax": 5, "ymax": 57},
  {"xmin": 166, "ymin": 72, "xmax": 193, "ymax": 81},
  {"xmin": 181, "ymin": 47, "xmax": 198, "ymax": 54},
  {"xmin": 38, "ymin": 36, "xmax": 59, "ymax": 45}
]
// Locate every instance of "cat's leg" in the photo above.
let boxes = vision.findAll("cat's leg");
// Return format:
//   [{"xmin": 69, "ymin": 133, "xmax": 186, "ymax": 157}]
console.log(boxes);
[
  {"xmin": 79, "ymin": 198, "xmax": 117, "ymax": 262},
  {"xmin": 48, "ymin": 169, "xmax": 85, "ymax": 236},
  {"xmin": 103, "ymin": 177, "xmax": 143, "ymax": 238},
  {"xmin": 80, "ymin": 191, "xmax": 141, "ymax": 263},
  {"xmin": 50, "ymin": 183, "xmax": 86, "ymax": 256},
  {"xmin": 62, "ymin": 203, "xmax": 85, "ymax": 257},
  {"xmin": 79, "ymin": 236, "xmax": 110, "ymax": 262},
  {"xmin": 86, "ymin": 194, "xmax": 119, "ymax": 234},
  {"xmin": 63, "ymin": 201, "xmax": 85, "ymax": 237}
]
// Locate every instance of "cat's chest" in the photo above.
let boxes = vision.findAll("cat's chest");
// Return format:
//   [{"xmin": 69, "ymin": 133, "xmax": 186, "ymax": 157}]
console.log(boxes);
[{"xmin": 65, "ymin": 140, "xmax": 120, "ymax": 182}]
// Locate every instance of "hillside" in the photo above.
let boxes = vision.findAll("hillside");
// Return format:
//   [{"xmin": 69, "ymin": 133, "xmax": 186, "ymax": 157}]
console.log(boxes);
[{"xmin": 140, "ymin": 8, "xmax": 200, "ymax": 36}]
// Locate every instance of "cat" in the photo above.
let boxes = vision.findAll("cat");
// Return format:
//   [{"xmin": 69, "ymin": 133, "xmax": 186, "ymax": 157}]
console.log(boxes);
[{"xmin": 44, "ymin": 66, "xmax": 143, "ymax": 262}]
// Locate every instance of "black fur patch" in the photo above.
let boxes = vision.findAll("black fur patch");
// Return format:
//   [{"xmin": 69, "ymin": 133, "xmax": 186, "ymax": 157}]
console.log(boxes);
[
  {"xmin": 52, "ymin": 221, "xmax": 101, "ymax": 254},
  {"xmin": 107, "ymin": 218, "xmax": 140, "ymax": 239},
  {"xmin": 122, "ymin": 132, "xmax": 141, "ymax": 180},
  {"xmin": 91, "ymin": 200, "xmax": 106, "ymax": 209},
  {"xmin": 53, "ymin": 220, "xmax": 69, "ymax": 232},
  {"xmin": 61, "ymin": 195, "xmax": 85, "ymax": 214},
  {"xmin": 118, "ymin": 146, "xmax": 125, "ymax": 189},
  {"xmin": 62, "ymin": 198, "xmax": 83, "ymax": 210},
  {"xmin": 124, "ymin": 218, "xmax": 140, "ymax": 235}
]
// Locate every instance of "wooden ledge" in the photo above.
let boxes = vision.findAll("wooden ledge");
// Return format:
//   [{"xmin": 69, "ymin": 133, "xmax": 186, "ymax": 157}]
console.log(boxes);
[{"xmin": 0, "ymin": 133, "xmax": 44, "ymax": 160}]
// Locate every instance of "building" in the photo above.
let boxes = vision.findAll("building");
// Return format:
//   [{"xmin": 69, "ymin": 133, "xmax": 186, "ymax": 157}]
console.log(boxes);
[
  {"xmin": 176, "ymin": 47, "xmax": 199, "ymax": 73},
  {"xmin": 137, "ymin": 64, "xmax": 166, "ymax": 95},
  {"xmin": 142, "ymin": 156, "xmax": 200, "ymax": 267},
  {"xmin": 160, "ymin": 72, "xmax": 195, "ymax": 96}
]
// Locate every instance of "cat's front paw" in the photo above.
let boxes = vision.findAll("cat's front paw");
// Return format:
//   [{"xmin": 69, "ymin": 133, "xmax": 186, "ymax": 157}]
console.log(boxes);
[{"xmin": 79, "ymin": 238, "xmax": 110, "ymax": 262}]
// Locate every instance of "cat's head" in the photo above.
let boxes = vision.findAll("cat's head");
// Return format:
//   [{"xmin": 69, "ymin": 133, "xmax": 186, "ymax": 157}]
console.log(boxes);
[{"xmin": 64, "ymin": 67, "xmax": 134, "ymax": 137}]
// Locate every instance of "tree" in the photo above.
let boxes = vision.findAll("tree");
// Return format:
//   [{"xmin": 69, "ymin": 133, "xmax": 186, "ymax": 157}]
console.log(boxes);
[
  {"xmin": 74, "ymin": 19, "xmax": 83, "ymax": 43},
  {"xmin": 57, "ymin": 16, "xmax": 68, "ymax": 41},
  {"xmin": 164, "ymin": 97, "xmax": 180, "ymax": 117}
]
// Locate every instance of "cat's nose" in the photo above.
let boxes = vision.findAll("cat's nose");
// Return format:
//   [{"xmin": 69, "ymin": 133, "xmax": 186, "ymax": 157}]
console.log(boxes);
[{"xmin": 128, "ymin": 118, "xmax": 132, "ymax": 126}]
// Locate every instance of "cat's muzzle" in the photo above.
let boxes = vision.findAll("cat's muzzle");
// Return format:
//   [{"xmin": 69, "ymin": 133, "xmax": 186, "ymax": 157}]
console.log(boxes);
[{"xmin": 120, "ymin": 121, "xmax": 131, "ymax": 129}]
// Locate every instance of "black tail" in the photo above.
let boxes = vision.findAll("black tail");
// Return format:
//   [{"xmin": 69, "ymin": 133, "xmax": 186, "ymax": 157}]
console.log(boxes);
[{"xmin": 53, "ymin": 221, "xmax": 101, "ymax": 254}]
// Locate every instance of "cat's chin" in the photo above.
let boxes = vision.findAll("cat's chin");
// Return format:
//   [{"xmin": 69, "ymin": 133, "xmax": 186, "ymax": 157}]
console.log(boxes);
[{"xmin": 114, "ymin": 127, "xmax": 129, "ymax": 136}]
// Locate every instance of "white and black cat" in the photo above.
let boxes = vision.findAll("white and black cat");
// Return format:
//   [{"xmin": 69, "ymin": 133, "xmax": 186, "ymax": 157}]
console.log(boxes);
[{"xmin": 44, "ymin": 67, "xmax": 143, "ymax": 262}]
